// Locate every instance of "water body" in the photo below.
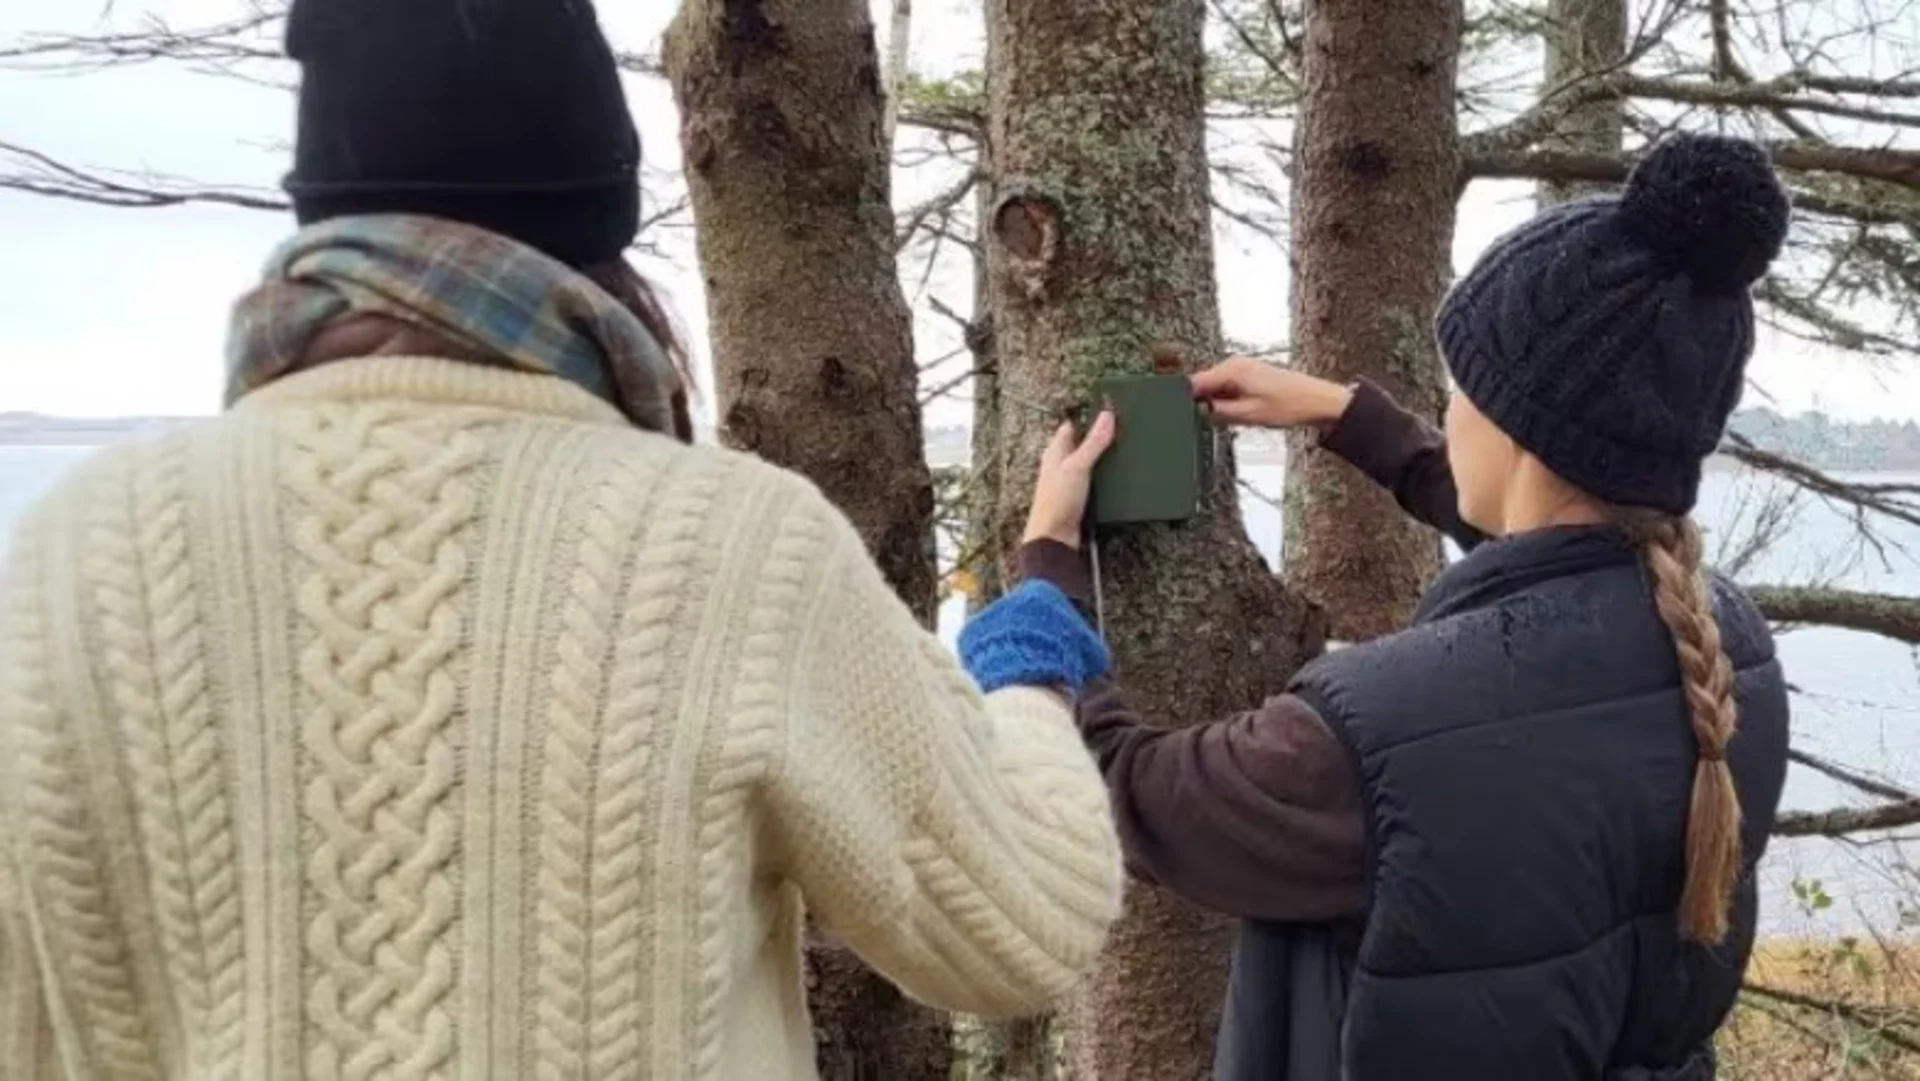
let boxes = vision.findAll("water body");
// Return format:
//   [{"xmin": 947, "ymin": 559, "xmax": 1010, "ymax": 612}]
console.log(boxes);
[{"xmin": 5, "ymin": 442, "xmax": 1917, "ymax": 935}]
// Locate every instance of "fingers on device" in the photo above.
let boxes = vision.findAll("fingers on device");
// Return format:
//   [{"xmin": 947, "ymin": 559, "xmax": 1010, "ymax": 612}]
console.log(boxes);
[{"xmin": 1089, "ymin": 374, "xmax": 1211, "ymax": 526}]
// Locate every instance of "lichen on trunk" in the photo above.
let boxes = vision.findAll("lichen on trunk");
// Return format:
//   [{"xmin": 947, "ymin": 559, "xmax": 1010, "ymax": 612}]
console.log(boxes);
[
  {"xmin": 984, "ymin": 0, "xmax": 1322, "ymax": 1076},
  {"xmin": 663, "ymin": 2, "xmax": 947, "ymax": 1077},
  {"xmin": 1285, "ymin": 0, "xmax": 1462, "ymax": 641}
]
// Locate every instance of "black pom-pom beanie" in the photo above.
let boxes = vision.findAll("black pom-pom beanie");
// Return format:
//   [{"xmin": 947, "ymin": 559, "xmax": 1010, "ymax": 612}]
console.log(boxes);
[
  {"xmin": 1437, "ymin": 133, "xmax": 1791, "ymax": 514},
  {"xmin": 283, "ymin": 0, "xmax": 641, "ymax": 269}
]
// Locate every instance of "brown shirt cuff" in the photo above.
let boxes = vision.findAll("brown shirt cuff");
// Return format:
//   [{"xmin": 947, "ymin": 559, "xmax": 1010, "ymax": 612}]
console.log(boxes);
[{"xmin": 1015, "ymin": 539, "xmax": 1095, "ymax": 609}]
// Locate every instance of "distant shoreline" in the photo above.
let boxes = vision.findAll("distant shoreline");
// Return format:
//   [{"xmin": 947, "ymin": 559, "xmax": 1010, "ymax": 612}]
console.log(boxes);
[{"xmin": 2, "ymin": 419, "xmax": 1911, "ymax": 477}]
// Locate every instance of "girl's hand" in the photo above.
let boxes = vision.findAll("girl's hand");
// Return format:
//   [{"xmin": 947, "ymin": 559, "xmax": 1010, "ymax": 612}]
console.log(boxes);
[
  {"xmin": 1022, "ymin": 411, "xmax": 1117, "ymax": 550},
  {"xmin": 1190, "ymin": 356, "xmax": 1353, "ymax": 430}
]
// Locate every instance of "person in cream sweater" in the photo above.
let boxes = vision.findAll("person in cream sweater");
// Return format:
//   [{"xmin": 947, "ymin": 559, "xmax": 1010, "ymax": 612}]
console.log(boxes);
[{"xmin": 0, "ymin": 2, "xmax": 1122, "ymax": 1078}]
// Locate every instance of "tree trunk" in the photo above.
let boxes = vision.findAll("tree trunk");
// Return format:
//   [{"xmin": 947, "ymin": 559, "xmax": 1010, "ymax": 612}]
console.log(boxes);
[
  {"xmin": 965, "ymin": 180, "xmax": 1008, "ymax": 618},
  {"xmin": 663, "ymin": 5, "xmax": 948, "ymax": 1080},
  {"xmin": 1540, "ymin": 0, "xmax": 1626, "ymax": 205},
  {"xmin": 962, "ymin": 174, "xmax": 1058, "ymax": 1081},
  {"xmin": 1284, "ymin": 0, "xmax": 1462, "ymax": 641},
  {"xmin": 984, "ymin": 2, "xmax": 1324, "ymax": 1078}
]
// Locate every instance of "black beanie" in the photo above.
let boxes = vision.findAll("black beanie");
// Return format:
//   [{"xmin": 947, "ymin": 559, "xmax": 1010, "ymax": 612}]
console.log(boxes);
[
  {"xmin": 1436, "ymin": 133, "xmax": 1791, "ymax": 514},
  {"xmin": 284, "ymin": 0, "xmax": 640, "ymax": 269}
]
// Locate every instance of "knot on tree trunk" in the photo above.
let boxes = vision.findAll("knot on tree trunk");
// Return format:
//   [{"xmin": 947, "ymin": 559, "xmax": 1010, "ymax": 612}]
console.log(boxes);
[{"xmin": 992, "ymin": 186, "xmax": 1063, "ymax": 301}]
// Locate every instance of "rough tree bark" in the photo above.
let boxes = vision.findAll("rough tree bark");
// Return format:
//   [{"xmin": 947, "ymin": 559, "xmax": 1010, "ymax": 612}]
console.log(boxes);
[
  {"xmin": 983, "ymin": 1, "xmax": 1323, "ymax": 1077},
  {"xmin": 1285, "ymin": 0, "xmax": 1462, "ymax": 640},
  {"xmin": 663, "ymin": 5, "xmax": 948, "ymax": 1080},
  {"xmin": 1750, "ymin": 586, "xmax": 1920, "ymax": 645},
  {"xmin": 957, "ymin": 178, "xmax": 1059, "ymax": 1081},
  {"xmin": 1540, "ymin": 0, "xmax": 1627, "ymax": 204}
]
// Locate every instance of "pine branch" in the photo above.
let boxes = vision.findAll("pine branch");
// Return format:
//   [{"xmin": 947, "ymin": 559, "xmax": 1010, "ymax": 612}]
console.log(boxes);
[{"xmin": 1758, "ymin": 278, "xmax": 1918, "ymax": 354}]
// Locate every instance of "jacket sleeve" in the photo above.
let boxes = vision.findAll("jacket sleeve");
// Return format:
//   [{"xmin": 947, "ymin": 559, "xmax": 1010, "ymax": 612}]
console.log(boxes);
[
  {"xmin": 1009, "ymin": 542, "xmax": 1368, "ymax": 923},
  {"xmin": 760, "ymin": 493, "xmax": 1122, "ymax": 1020},
  {"xmin": 1320, "ymin": 380, "xmax": 1486, "ymax": 552},
  {"xmin": 1074, "ymin": 681, "xmax": 1368, "ymax": 923}
]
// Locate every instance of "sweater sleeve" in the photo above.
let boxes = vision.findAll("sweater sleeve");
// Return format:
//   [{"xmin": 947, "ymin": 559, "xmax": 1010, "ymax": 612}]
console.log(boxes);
[
  {"xmin": 762, "ymin": 498, "xmax": 1123, "ymax": 1019},
  {"xmin": 1320, "ymin": 380, "xmax": 1487, "ymax": 551},
  {"xmin": 987, "ymin": 541, "xmax": 1366, "ymax": 922},
  {"xmin": 1, "ymin": 541, "xmax": 62, "ymax": 1081},
  {"xmin": 0, "ymin": 858, "xmax": 60, "ymax": 1081}
]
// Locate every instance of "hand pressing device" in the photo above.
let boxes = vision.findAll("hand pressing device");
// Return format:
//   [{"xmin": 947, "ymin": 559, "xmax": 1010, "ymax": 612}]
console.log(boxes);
[{"xmin": 1082, "ymin": 373, "xmax": 1214, "ymax": 631}]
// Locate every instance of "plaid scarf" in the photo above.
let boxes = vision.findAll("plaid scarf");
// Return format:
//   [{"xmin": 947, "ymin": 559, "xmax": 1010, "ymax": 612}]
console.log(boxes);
[{"xmin": 226, "ymin": 214, "xmax": 683, "ymax": 436}]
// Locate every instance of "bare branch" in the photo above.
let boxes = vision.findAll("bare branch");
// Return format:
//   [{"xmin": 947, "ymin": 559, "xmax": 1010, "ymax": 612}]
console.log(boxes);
[
  {"xmin": 1465, "ymin": 140, "xmax": 1920, "ymax": 192},
  {"xmin": 1742, "ymin": 982, "xmax": 1920, "ymax": 1056},
  {"xmin": 1788, "ymin": 748, "xmax": 1918, "ymax": 804},
  {"xmin": 616, "ymin": 50, "xmax": 663, "ymax": 78},
  {"xmin": 1790, "ymin": 73, "xmax": 1920, "ymax": 100},
  {"xmin": 918, "ymin": 363, "xmax": 986, "ymax": 407},
  {"xmin": 1775, "ymin": 799, "xmax": 1920, "ymax": 837},
  {"xmin": 880, "ymin": 0, "xmax": 912, "ymax": 146},
  {"xmin": 1708, "ymin": 0, "xmax": 1734, "ymax": 82},
  {"xmin": 0, "ymin": 10, "xmax": 282, "ymax": 74},
  {"xmin": 0, "ymin": 140, "xmax": 287, "ymax": 211},
  {"xmin": 1618, "ymin": 74, "xmax": 1920, "ymax": 129},
  {"xmin": 1750, "ymin": 586, "xmax": 1920, "ymax": 645},
  {"xmin": 1722, "ymin": 435, "xmax": 1920, "ymax": 531},
  {"xmin": 896, "ymin": 169, "xmax": 979, "ymax": 251}
]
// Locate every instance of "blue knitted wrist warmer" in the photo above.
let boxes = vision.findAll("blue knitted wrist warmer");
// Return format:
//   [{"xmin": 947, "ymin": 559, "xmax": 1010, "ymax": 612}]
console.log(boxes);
[{"xmin": 958, "ymin": 580, "xmax": 1112, "ymax": 695}]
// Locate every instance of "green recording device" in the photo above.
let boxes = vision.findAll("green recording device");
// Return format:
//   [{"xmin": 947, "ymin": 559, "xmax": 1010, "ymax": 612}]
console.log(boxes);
[{"xmin": 1088, "ymin": 374, "xmax": 1213, "ymax": 527}]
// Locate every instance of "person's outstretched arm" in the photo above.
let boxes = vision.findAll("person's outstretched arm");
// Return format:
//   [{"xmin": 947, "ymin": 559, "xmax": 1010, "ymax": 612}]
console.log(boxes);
[
  {"xmin": 1193, "ymin": 358, "xmax": 1485, "ymax": 551},
  {"xmin": 1011, "ymin": 541, "xmax": 1369, "ymax": 924},
  {"xmin": 759, "ymin": 485, "xmax": 1122, "ymax": 1020},
  {"xmin": 1319, "ymin": 380, "xmax": 1485, "ymax": 551}
]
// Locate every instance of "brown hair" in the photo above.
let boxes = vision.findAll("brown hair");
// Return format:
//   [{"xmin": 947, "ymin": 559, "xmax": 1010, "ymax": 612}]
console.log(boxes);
[
  {"xmin": 1616, "ymin": 509, "xmax": 1743, "ymax": 945},
  {"xmin": 582, "ymin": 259, "xmax": 698, "ymax": 442}
]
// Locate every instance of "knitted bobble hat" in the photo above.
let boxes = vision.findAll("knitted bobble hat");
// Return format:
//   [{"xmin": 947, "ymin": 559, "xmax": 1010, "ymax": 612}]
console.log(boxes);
[
  {"xmin": 283, "ymin": 0, "xmax": 641, "ymax": 269},
  {"xmin": 1436, "ymin": 133, "xmax": 1791, "ymax": 514}
]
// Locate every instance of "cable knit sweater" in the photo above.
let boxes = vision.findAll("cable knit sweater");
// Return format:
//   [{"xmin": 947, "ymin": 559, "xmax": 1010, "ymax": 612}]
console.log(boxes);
[{"xmin": 0, "ymin": 357, "xmax": 1123, "ymax": 1081}]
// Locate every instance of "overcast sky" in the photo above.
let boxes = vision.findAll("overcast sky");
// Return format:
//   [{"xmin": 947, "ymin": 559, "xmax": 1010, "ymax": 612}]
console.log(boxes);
[{"xmin": 3, "ymin": 0, "xmax": 1916, "ymax": 425}]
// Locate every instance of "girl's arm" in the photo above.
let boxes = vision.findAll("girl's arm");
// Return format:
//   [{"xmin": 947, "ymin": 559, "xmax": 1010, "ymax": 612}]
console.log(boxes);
[
  {"xmin": 967, "ymin": 542, "xmax": 1369, "ymax": 924},
  {"xmin": 1319, "ymin": 380, "xmax": 1486, "ymax": 551}
]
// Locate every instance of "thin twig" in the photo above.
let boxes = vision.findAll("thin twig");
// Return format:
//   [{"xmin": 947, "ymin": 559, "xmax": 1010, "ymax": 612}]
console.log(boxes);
[
  {"xmin": 1789, "ymin": 748, "xmax": 1919, "ymax": 804},
  {"xmin": 0, "ymin": 140, "xmax": 287, "ymax": 211}
]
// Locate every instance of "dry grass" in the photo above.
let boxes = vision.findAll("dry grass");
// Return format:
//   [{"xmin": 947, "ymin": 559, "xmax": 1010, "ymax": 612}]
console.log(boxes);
[
  {"xmin": 1720, "ymin": 939, "xmax": 1920, "ymax": 1079},
  {"xmin": 944, "ymin": 939, "xmax": 1920, "ymax": 1079}
]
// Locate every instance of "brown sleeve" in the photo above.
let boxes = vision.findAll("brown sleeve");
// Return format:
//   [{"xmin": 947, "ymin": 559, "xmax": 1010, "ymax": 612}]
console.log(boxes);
[
  {"xmin": 1319, "ymin": 380, "xmax": 1486, "ymax": 551},
  {"xmin": 1071, "ymin": 680, "xmax": 1367, "ymax": 923},
  {"xmin": 1015, "ymin": 538, "xmax": 1095, "ymax": 609}
]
